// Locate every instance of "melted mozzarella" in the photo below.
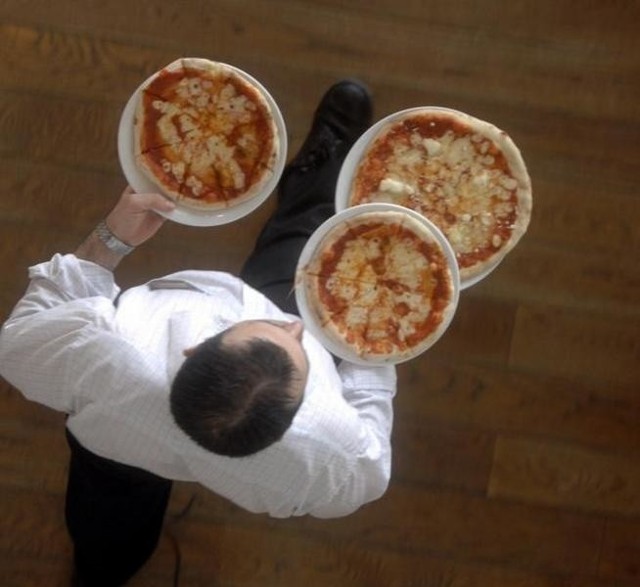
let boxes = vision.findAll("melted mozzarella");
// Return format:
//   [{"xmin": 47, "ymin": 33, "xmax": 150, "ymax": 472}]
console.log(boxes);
[{"xmin": 366, "ymin": 129, "xmax": 517, "ymax": 255}]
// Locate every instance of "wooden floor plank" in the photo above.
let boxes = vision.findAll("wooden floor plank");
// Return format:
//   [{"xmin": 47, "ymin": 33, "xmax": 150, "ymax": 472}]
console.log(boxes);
[
  {"xmin": 509, "ymin": 304, "xmax": 640, "ymax": 392},
  {"xmin": 0, "ymin": 490, "xmax": 71, "ymax": 560},
  {"xmin": 368, "ymin": 485, "xmax": 604, "ymax": 575},
  {"xmin": 0, "ymin": 22, "xmax": 179, "ymax": 103},
  {"xmin": 0, "ymin": 91, "xmax": 120, "ymax": 172},
  {"xmin": 0, "ymin": 486, "xmax": 630, "ymax": 587},
  {"xmin": 392, "ymin": 421, "xmax": 494, "ymax": 494},
  {"xmin": 0, "ymin": 159, "xmax": 122, "ymax": 228},
  {"xmin": 143, "ymin": 516, "xmax": 615, "ymax": 587},
  {"xmin": 428, "ymin": 294, "xmax": 517, "ymax": 367},
  {"xmin": 179, "ymin": 483, "xmax": 606, "ymax": 576},
  {"xmin": 474, "ymin": 242, "xmax": 640, "ymax": 317},
  {"xmin": 598, "ymin": 517, "xmax": 640, "ymax": 584},
  {"xmin": 518, "ymin": 175, "xmax": 639, "ymax": 255},
  {"xmin": 314, "ymin": 0, "xmax": 640, "ymax": 45},
  {"xmin": 2, "ymin": 2, "xmax": 638, "ymax": 121},
  {"xmin": 0, "ymin": 558, "xmax": 74, "ymax": 587},
  {"xmin": 0, "ymin": 399, "xmax": 68, "ymax": 494},
  {"xmin": 395, "ymin": 360, "xmax": 640, "ymax": 453},
  {"xmin": 489, "ymin": 436, "xmax": 640, "ymax": 516}
]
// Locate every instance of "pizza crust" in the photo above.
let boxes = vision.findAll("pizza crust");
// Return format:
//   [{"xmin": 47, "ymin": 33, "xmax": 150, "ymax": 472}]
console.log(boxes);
[
  {"xmin": 457, "ymin": 112, "xmax": 532, "ymax": 279},
  {"xmin": 349, "ymin": 108, "xmax": 532, "ymax": 283},
  {"xmin": 134, "ymin": 58, "xmax": 279, "ymax": 211}
]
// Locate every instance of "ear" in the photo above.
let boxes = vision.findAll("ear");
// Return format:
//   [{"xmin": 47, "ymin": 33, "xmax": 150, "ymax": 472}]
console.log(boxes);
[
  {"xmin": 284, "ymin": 320, "xmax": 304, "ymax": 340},
  {"xmin": 183, "ymin": 346, "xmax": 198, "ymax": 357}
]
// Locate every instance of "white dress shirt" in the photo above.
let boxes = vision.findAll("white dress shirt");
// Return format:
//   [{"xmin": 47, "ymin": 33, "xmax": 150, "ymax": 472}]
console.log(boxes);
[{"xmin": 0, "ymin": 254, "xmax": 397, "ymax": 518}]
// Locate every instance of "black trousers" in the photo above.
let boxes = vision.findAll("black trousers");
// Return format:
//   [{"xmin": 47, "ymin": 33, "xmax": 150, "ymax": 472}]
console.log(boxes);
[
  {"xmin": 65, "ymin": 431, "xmax": 172, "ymax": 586},
  {"xmin": 64, "ymin": 156, "xmax": 340, "ymax": 586}
]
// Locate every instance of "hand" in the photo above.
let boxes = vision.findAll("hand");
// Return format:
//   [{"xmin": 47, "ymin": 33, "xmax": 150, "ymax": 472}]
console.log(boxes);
[{"xmin": 105, "ymin": 186, "xmax": 176, "ymax": 247}]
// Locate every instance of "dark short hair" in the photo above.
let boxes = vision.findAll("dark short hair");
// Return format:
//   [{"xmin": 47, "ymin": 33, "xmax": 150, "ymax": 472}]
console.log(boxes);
[{"xmin": 170, "ymin": 330, "xmax": 303, "ymax": 457}]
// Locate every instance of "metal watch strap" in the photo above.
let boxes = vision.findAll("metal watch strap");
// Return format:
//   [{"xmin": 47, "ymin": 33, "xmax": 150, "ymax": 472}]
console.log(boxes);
[{"xmin": 94, "ymin": 220, "xmax": 135, "ymax": 256}]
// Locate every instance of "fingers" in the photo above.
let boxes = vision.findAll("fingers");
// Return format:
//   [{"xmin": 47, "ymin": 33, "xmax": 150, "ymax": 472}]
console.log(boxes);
[
  {"xmin": 122, "ymin": 186, "xmax": 176, "ymax": 214},
  {"xmin": 138, "ymin": 192, "xmax": 176, "ymax": 214}
]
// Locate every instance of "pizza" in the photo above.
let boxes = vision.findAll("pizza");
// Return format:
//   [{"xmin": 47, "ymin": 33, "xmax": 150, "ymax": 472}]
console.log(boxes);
[
  {"xmin": 348, "ymin": 108, "xmax": 532, "ymax": 282},
  {"xmin": 298, "ymin": 209, "xmax": 457, "ymax": 362},
  {"xmin": 134, "ymin": 58, "xmax": 280, "ymax": 210}
]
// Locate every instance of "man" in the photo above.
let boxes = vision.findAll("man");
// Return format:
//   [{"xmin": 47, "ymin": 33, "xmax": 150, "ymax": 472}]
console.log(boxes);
[{"xmin": 0, "ymin": 81, "xmax": 397, "ymax": 586}]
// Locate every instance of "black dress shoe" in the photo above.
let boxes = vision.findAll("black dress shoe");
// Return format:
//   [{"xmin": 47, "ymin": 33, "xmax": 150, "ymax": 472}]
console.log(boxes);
[{"xmin": 279, "ymin": 80, "xmax": 373, "ymax": 196}]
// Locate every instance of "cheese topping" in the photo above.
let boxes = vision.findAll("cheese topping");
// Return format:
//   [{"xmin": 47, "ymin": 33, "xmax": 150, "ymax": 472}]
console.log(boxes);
[
  {"xmin": 136, "ymin": 59, "xmax": 278, "ymax": 209},
  {"xmin": 351, "ymin": 113, "xmax": 524, "ymax": 272},
  {"xmin": 306, "ymin": 212, "xmax": 455, "ymax": 359},
  {"xmin": 151, "ymin": 80, "xmax": 255, "ymax": 195}
]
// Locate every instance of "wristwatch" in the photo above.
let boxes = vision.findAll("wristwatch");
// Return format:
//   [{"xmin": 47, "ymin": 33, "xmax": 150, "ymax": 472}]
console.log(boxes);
[{"xmin": 94, "ymin": 220, "xmax": 135, "ymax": 256}]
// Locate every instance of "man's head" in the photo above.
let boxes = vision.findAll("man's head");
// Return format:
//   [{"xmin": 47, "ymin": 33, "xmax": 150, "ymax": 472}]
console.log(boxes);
[{"xmin": 170, "ymin": 320, "xmax": 308, "ymax": 457}]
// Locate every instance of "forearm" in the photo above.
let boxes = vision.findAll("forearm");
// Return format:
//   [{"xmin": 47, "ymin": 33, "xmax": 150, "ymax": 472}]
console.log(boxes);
[
  {"xmin": 305, "ymin": 363, "xmax": 397, "ymax": 518},
  {"xmin": 338, "ymin": 362, "xmax": 397, "ymax": 434}
]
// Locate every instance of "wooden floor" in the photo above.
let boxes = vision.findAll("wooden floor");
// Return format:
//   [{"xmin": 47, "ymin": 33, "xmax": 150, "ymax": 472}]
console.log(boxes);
[{"xmin": 1, "ymin": 1, "xmax": 639, "ymax": 585}]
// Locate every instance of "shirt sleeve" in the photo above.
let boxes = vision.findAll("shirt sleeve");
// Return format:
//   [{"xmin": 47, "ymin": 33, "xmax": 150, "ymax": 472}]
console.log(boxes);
[
  {"xmin": 0, "ymin": 254, "xmax": 123, "ymax": 412},
  {"xmin": 309, "ymin": 361, "xmax": 397, "ymax": 518}
]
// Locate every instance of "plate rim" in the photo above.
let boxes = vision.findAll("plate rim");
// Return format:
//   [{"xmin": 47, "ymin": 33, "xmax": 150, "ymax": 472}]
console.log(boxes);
[
  {"xmin": 117, "ymin": 59, "xmax": 288, "ymax": 227},
  {"xmin": 294, "ymin": 202, "xmax": 460, "ymax": 366}
]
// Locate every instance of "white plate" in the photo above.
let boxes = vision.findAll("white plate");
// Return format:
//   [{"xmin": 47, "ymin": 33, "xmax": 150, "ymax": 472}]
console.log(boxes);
[
  {"xmin": 117, "ymin": 60, "xmax": 287, "ymax": 227},
  {"xmin": 295, "ymin": 203, "xmax": 460, "ymax": 366},
  {"xmin": 335, "ymin": 106, "xmax": 506, "ymax": 288}
]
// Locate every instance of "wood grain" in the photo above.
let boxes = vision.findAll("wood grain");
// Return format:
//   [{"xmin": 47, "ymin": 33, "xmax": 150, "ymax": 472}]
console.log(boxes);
[
  {"xmin": 392, "ymin": 421, "xmax": 494, "ymax": 493},
  {"xmin": 489, "ymin": 436, "xmax": 640, "ymax": 515},
  {"xmin": 129, "ymin": 516, "xmax": 610, "ymax": 587},
  {"xmin": 178, "ymin": 483, "xmax": 605, "ymax": 576},
  {"xmin": 599, "ymin": 517, "xmax": 640, "ymax": 584},
  {"xmin": 396, "ymin": 360, "xmax": 640, "ymax": 453},
  {"xmin": 3, "ymin": 2, "xmax": 638, "ymax": 120},
  {"xmin": 0, "ymin": 490, "xmax": 70, "ymax": 559},
  {"xmin": 429, "ymin": 294, "xmax": 518, "ymax": 366},
  {"xmin": 509, "ymin": 304, "xmax": 640, "ymax": 392},
  {"xmin": 0, "ymin": 23, "xmax": 177, "ymax": 103},
  {"xmin": 0, "ymin": 385, "xmax": 68, "ymax": 494},
  {"xmin": 1, "ymin": 0, "xmax": 639, "ymax": 585},
  {"xmin": 474, "ymin": 242, "xmax": 640, "ymax": 317}
]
